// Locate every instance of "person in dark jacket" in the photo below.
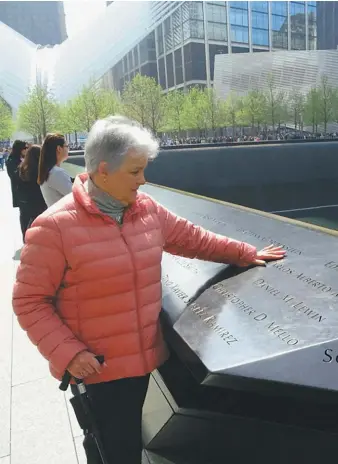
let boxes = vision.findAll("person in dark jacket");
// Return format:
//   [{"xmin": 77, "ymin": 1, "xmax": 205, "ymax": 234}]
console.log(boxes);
[
  {"xmin": 6, "ymin": 140, "xmax": 28, "ymax": 210},
  {"xmin": 17, "ymin": 145, "xmax": 47, "ymax": 240}
]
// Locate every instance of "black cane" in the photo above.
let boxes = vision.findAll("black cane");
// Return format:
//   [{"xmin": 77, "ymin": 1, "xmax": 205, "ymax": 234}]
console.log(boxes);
[{"xmin": 59, "ymin": 355, "xmax": 105, "ymax": 391}]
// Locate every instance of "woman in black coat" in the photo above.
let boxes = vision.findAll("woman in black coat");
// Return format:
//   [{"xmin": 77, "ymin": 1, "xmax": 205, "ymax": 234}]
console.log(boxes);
[
  {"xmin": 17, "ymin": 145, "xmax": 47, "ymax": 240},
  {"xmin": 6, "ymin": 140, "xmax": 28, "ymax": 210}
]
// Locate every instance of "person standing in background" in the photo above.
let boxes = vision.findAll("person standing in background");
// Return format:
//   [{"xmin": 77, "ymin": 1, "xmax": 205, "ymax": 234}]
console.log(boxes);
[
  {"xmin": 17, "ymin": 145, "xmax": 47, "ymax": 240},
  {"xmin": 6, "ymin": 140, "xmax": 29, "ymax": 236},
  {"xmin": 38, "ymin": 133, "xmax": 72, "ymax": 207},
  {"xmin": 0, "ymin": 148, "xmax": 4, "ymax": 170}
]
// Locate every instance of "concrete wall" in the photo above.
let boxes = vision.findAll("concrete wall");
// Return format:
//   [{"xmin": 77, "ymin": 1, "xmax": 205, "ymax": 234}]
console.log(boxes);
[{"xmin": 67, "ymin": 141, "xmax": 338, "ymax": 212}]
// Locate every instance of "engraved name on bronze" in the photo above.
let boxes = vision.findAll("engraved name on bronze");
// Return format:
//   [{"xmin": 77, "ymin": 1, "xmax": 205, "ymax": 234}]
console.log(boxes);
[
  {"xmin": 272, "ymin": 261, "xmax": 338, "ymax": 298},
  {"xmin": 325, "ymin": 261, "xmax": 338, "ymax": 272},
  {"xmin": 323, "ymin": 349, "xmax": 338, "ymax": 363},
  {"xmin": 167, "ymin": 255, "xmax": 199, "ymax": 275},
  {"xmin": 236, "ymin": 227, "xmax": 302, "ymax": 255},
  {"xmin": 162, "ymin": 275, "xmax": 189, "ymax": 303},
  {"xmin": 253, "ymin": 278, "xmax": 326, "ymax": 323},
  {"xmin": 212, "ymin": 283, "xmax": 299, "ymax": 346},
  {"xmin": 193, "ymin": 212, "xmax": 228, "ymax": 227},
  {"xmin": 189, "ymin": 302, "xmax": 239, "ymax": 345}
]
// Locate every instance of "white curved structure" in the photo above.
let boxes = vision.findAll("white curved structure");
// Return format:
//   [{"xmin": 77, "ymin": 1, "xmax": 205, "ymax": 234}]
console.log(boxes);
[
  {"xmin": 214, "ymin": 49, "xmax": 338, "ymax": 99},
  {"xmin": 0, "ymin": 22, "xmax": 36, "ymax": 112}
]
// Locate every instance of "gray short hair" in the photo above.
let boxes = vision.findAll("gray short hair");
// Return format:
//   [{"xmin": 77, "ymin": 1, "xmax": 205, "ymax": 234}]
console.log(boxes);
[{"xmin": 84, "ymin": 115, "xmax": 159, "ymax": 174}]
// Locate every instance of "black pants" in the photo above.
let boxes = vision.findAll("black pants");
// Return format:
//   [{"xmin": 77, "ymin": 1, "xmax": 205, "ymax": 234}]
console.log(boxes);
[
  {"xmin": 71, "ymin": 375, "xmax": 150, "ymax": 464},
  {"xmin": 19, "ymin": 206, "xmax": 45, "ymax": 242}
]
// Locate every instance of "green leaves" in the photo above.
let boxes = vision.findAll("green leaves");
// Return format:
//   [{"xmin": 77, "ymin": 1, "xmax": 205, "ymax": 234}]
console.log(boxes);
[
  {"xmin": 0, "ymin": 97, "xmax": 14, "ymax": 140},
  {"xmin": 17, "ymin": 84, "xmax": 59, "ymax": 141},
  {"xmin": 122, "ymin": 74, "xmax": 164, "ymax": 133},
  {"xmin": 15, "ymin": 72, "xmax": 338, "ymax": 141}
]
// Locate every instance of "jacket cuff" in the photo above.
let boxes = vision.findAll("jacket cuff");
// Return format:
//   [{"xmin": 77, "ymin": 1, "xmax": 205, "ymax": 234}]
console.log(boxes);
[{"xmin": 49, "ymin": 340, "xmax": 88, "ymax": 376}]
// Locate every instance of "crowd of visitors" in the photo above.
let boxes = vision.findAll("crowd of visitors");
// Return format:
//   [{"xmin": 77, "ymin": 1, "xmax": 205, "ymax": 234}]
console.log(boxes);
[
  {"xmin": 160, "ymin": 131, "xmax": 338, "ymax": 146},
  {"xmin": 3, "ymin": 134, "xmax": 72, "ymax": 241}
]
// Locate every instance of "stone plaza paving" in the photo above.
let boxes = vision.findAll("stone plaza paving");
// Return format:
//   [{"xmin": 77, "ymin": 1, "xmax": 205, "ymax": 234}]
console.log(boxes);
[
  {"xmin": 0, "ymin": 172, "xmax": 167, "ymax": 464},
  {"xmin": 0, "ymin": 172, "xmax": 89, "ymax": 464}
]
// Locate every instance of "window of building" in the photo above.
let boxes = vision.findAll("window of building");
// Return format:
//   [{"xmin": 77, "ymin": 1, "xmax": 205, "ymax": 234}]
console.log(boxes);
[
  {"xmin": 175, "ymin": 48, "xmax": 183, "ymax": 85},
  {"xmin": 290, "ymin": 1, "xmax": 306, "ymax": 50},
  {"xmin": 252, "ymin": 29, "xmax": 269, "ymax": 46},
  {"xmin": 166, "ymin": 53, "xmax": 175, "ymax": 88},
  {"xmin": 230, "ymin": 8, "xmax": 249, "ymax": 26},
  {"xmin": 133, "ymin": 47, "xmax": 139, "ymax": 68},
  {"xmin": 231, "ymin": 25, "xmax": 249, "ymax": 43},
  {"xmin": 189, "ymin": 1, "xmax": 203, "ymax": 20},
  {"xmin": 207, "ymin": 22, "xmax": 227, "ymax": 41},
  {"xmin": 139, "ymin": 38, "xmax": 148, "ymax": 65},
  {"xmin": 164, "ymin": 17, "xmax": 173, "ymax": 51},
  {"xmin": 251, "ymin": 2, "xmax": 268, "ymax": 13},
  {"xmin": 206, "ymin": 2, "xmax": 227, "ymax": 41},
  {"xmin": 251, "ymin": 11, "xmax": 269, "ymax": 29},
  {"xmin": 271, "ymin": 2, "xmax": 288, "ymax": 49},
  {"xmin": 230, "ymin": 1, "xmax": 249, "ymax": 44},
  {"xmin": 182, "ymin": 1, "xmax": 205, "ymax": 42},
  {"xmin": 184, "ymin": 42, "xmax": 206, "ymax": 81},
  {"xmin": 172, "ymin": 8, "xmax": 182, "ymax": 47},
  {"xmin": 251, "ymin": 7, "xmax": 269, "ymax": 47},
  {"xmin": 230, "ymin": 2, "xmax": 248, "ymax": 10},
  {"xmin": 158, "ymin": 57, "xmax": 166, "ymax": 88},
  {"xmin": 207, "ymin": 3, "xmax": 226, "ymax": 22},
  {"xmin": 157, "ymin": 24, "xmax": 164, "ymax": 56},
  {"xmin": 271, "ymin": 2, "xmax": 287, "ymax": 16},
  {"xmin": 308, "ymin": 2, "xmax": 317, "ymax": 50},
  {"xmin": 123, "ymin": 56, "xmax": 128, "ymax": 74},
  {"xmin": 209, "ymin": 44, "xmax": 228, "ymax": 80}
]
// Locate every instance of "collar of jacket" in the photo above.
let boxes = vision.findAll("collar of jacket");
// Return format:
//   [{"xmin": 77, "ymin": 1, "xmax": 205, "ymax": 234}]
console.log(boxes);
[{"xmin": 73, "ymin": 172, "xmax": 141, "ymax": 221}]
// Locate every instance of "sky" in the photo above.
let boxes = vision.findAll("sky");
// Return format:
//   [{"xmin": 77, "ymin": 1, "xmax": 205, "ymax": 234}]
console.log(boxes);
[{"xmin": 64, "ymin": 0, "xmax": 107, "ymax": 39}]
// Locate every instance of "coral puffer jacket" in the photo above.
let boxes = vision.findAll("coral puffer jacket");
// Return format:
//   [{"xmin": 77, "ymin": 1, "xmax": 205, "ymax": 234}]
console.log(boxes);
[{"xmin": 12, "ymin": 173, "xmax": 257, "ymax": 385}]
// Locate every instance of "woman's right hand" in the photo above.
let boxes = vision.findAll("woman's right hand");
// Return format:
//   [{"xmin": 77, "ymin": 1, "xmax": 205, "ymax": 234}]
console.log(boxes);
[{"xmin": 67, "ymin": 350, "xmax": 104, "ymax": 378}]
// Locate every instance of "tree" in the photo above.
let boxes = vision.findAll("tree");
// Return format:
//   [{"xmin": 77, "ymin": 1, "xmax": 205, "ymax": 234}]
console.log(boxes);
[
  {"xmin": 222, "ymin": 92, "xmax": 242, "ymax": 137},
  {"xmin": 240, "ymin": 90, "xmax": 266, "ymax": 134},
  {"xmin": 122, "ymin": 74, "xmax": 164, "ymax": 133},
  {"xmin": 318, "ymin": 75, "xmax": 334, "ymax": 134},
  {"xmin": 304, "ymin": 87, "xmax": 321, "ymax": 133},
  {"xmin": 72, "ymin": 84, "xmax": 120, "ymax": 133},
  {"xmin": 181, "ymin": 87, "xmax": 208, "ymax": 135},
  {"xmin": 17, "ymin": 83, "xmax": 59, "ymax": 141},
  {"xmin": 288, "ymin": 89, "xmax": 305, "ymax": 131},
  {"xmin": 56, "ymin": 100, "xmax": 83, "ymax": 144},
  {"xmin": 0, "ymin": 97, "xmax": 14, "ymax": 140},
  {"xmin": 163, "ymin": 90, "xmax": 186, "ymax": 134},
  {"xmin": 204, "ymin": 88, "xmax": 224, "ymax": 136},
  {"xmin": 265, "ymin": 74, "xmax": 287, "ymax": 132}
]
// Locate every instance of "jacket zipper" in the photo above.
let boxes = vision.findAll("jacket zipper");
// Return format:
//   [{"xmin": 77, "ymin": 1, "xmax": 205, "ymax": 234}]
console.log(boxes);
[{"xmin": 119, "ymin": 224, "xmax": 148, "ymax": 374}]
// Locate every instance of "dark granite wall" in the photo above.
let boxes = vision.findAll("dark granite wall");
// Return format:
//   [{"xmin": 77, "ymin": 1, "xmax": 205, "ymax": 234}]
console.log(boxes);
[{"xmin": 67, "ymin": 141, "xmax": 338, "ymax": 212}]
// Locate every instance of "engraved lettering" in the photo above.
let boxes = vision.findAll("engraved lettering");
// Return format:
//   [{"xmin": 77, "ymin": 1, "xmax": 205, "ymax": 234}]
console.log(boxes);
[
  {"xmin": 253, "ymin": 278, "xmax": 326, "ymax": 323},
  {"xmin": 236, "ymin": 228, "xmax": 302, "ymax": 255},
  {"xmin": 266, "ymin": 322, "xmax": 299, "ymax": 345},
  {"xmin": 162, "ymin": 276, "xmax": 189, "ymax": 303},
  {"xmin": 190, "ymin": 303, "xmax": 239, "ymax": 346},
  {"xmin": 325, "ymin": 261, "xmax": 338, "ymax": 271},
  {"xmin": 322, "ymin": 349, "xmax": 338, "ymax": 363},
  {"xmin": 254, "ymin": 313, "xmax": 268, "ymax": 321}
]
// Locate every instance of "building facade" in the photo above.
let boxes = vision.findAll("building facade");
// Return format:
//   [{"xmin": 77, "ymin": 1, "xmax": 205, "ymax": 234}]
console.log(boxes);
[
  {"xmin": 100, "ymin": 1, "xmax": 318, "ymax": 94},
  {"xmin": 0, "ymin": 1, "xmax": 67, "ymax": 45},
  {"xmin": 213, "ymin": 49, "xmax": 338, "ymax": 100},
  {"xmin": 317, "ymin": 1, "xmax": 338, "ymax": 50}
]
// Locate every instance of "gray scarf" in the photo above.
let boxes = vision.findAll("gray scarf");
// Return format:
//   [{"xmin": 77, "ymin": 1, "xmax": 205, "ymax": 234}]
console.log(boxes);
[{"xmin": 86, "ymin": 177, "xmax": 126, "ymax": 224}]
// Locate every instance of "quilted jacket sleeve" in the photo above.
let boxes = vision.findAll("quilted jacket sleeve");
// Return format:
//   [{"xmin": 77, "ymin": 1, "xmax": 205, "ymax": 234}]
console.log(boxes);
[
  {"xmin": 12, "ymin": 215, "xmax": 87, "ymax": 375},
  {"xmin": 155, "ymin": 201, "xmax": 257, "ymax": 266}
]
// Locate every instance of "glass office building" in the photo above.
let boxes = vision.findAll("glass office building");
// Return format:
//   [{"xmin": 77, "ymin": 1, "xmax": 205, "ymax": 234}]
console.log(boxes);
[{"xmin": 97, "ymin": 1, "xmax": 318, "ymax": 93}]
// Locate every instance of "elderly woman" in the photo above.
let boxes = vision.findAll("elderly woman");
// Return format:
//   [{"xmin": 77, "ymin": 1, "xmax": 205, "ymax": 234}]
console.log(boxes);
[{"xmin": 12, "ymin": 116, "xmax": 285, "ymax": 464}]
